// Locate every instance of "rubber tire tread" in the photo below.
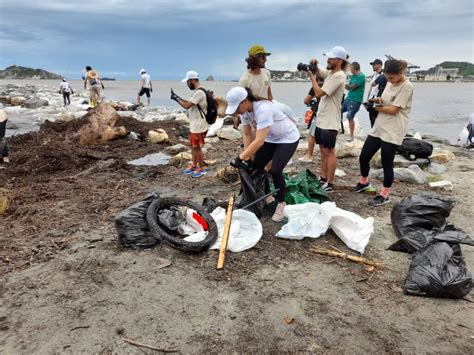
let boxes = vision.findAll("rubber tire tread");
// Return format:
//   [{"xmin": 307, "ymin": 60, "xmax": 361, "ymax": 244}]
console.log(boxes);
[{"xmin": 146, "ymin": 197, "xmax": 218, "ymax": 253}]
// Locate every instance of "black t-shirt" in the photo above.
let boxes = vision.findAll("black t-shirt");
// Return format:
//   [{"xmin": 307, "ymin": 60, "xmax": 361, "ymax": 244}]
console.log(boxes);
[{"xmin": 374, "ymin": 73, "xmax": 388, "ymax": 97}]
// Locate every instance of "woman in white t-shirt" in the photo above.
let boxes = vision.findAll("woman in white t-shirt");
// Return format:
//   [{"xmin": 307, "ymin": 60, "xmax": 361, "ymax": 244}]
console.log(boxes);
[
  {"xmin": 352, "ymin": 59, "xmax": 414, "ymax": 206},
  {"xmin": 225, "ymin": 87, "xmax": 300, "ymax": 222}
]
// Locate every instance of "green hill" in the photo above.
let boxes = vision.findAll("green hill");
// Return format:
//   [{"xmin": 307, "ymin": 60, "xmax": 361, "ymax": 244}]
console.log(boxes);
[
  {"xmin": 0, "ymin": 65, "xmax": 62, "ymax": 79},
  {"xmin": 437, "ymin": 61, "xmax": 474, "ymax": 77}
]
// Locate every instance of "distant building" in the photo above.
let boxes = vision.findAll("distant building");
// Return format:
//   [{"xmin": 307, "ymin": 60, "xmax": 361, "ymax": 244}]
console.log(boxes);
[{"xmin": 424, "ymin": 66, "xmax": 460, "ymax": 81}]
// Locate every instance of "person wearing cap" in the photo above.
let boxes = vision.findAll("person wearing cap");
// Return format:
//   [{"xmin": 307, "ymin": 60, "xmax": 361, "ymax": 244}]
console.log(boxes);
[
  {"xmin": 83, "ymin": 66, "xmax": 103, "ymax": 108},
  {"xmin": 225, "ymin": 87, "xmax": 300, "ymax": 223},
  {"xmin": 342, "ymin": 61, "xmax": 366, "ymax": 141},
  {"xmin": 137, "ymin": 69, "xmax": 153, "ymax": 106},
  {"xmin": 170, "ymin": 71, "xmax": 208, "ymax": 178},
  {"xmin": 239, "ymin": 45, "xmax": 273, "ymax": 101},
  {"xmin": 306, "ymin": 46, "xmax": 349, "ymax": 192},
  {"xmin": 353, "ymin": 59, "xmax": 413, "ymax": 206},
  {"xmin": 59, "ymin": 78, "xmax": 74, "ymax": 106},
  {"xmin": 365, "ymin": 59, "xmax": 387, "ymax": 127}
]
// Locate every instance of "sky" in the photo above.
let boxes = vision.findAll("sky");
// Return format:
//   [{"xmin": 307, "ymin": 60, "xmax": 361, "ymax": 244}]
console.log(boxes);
[{"xmin": 0, "ymin": 0, "xmax": 473, "ymax": 80}]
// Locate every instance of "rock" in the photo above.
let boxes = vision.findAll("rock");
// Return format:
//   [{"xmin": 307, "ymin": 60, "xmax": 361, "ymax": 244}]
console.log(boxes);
[
  {"xmin": 0, "ymin": 96, "xmax": 10, "ymax": 105},
  {"xmin": 56, "ymin": 112, "xmax": 75, "ymax": 122},
  {"xmin": 148, "ymin": 129, "xmax": 169, "ymax": 143},
  {"xmin": 427, "ymin": 161, "xmax": 447, "ymax": 175},
  {"xmin": 372, "ymin": 164, "xmax": 427, "ymax": 184},
  {"xmin": 297, "ymin": 140, "xmax": 308, "ymax": 151},
  {"xmin": 174, "ymin": 113, "xmax": 189, "ymax": 123},
  {"xmin": 178, "ymin": 126, "xmax": 190, "ymax": 138},
  {"xmin": 430, "ymin": 150, "xmax": 455, "ymax": 164},
  {"xmin": 164, "ymin": 143, "xmax": 188, "ymax": 154},
  {"xmin": 422, "ymin": 134, "xmax": 451, "ymax": 145},
  {"xmin": 336, "ymin": 140, "xmax": 364, "ymax": 158},
  {"xmin": 78, "ymin": 103, "xmax": 127, "ymax": 145},
  {"xmin": 10, "ymin": 96, "xmax": 26, "ymax": 106},
  {"xmin": 206, "ymin": 137, "xmax": 220, "ymax": 144},
  {"xmin": 216, "ymin": 126, "xmax": 242, "ymax": 140},
  {"xmin": 170, "ymin": 152, "xmax": 193, "ymax": 166},
  {"xmin": 412, "ymin": 132, "xmax": 423, "ymax": 140},
  {"xmin": 0, "ymin": 188, "xmax": 12, "ymax": 215},
  {"xmin": 127, "ymin": 132, "xmax": 140, "ymax": 141},
  {"xmin": 24, "ymin": 98, "xmax": 49, "ymax": 109},
  {"xmin": 0, "ymin": 109, "xmax": 6, "ymax": 122},
  {"xmin": 429, "ymin": 180, "xmax": 453, "ymax": 191},
  {"xmin": 374, "ymin": 154, "xmax": 430, "ymax": 169},
  {"xmin": 335, "ymin": 169, "xmax": 346, "ymax": 177}
]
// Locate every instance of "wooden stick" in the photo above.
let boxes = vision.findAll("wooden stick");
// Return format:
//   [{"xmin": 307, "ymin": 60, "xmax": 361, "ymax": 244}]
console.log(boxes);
[
  {"xmin": 310, "ymin": 247, "xmax": 384, "ymax": 268},
  {"xmin": 217, "ymin": 194, "xmax": 235, "ymax": 270},
  {"xmin": 121, "ymin": 337, "xmax": 178, "ymax": 353}
]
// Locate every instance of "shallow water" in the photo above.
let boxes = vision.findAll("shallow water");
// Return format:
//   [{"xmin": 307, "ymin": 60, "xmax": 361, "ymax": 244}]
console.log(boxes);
[
  {"xmin": 2, "ymin": 79, "xmax": 473, "ymax": 142},
  {"xmin": 128, "ymin": 152, "xmax": 171, "ymax": 166}
]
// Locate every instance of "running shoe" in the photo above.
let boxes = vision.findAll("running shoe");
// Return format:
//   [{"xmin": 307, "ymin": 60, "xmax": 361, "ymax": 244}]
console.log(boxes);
[
  {"xmin": 183, "ymin": 165, "xmax": 197, "ymax": 175},
  {"xmin": 368, "ymin": 195, "xmax": 390, "ymax": 206},
  {"xmin": 191, "ymin": 168, "xmax": 207, "ymax": 178},
  {"xmin": 352, "ymin": 182, "xmax": 372, "ymax": 193},
  {"xmin": 271, "ymin": 202, "xmax": 286, "ymax": 223},
  {"xmin": 323, "ymin": 182, "xmax": 335, "ymax": 192}
]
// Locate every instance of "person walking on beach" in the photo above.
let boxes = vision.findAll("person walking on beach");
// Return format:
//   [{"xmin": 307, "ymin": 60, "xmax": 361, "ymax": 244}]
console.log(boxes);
[
  {"xmin": 352, "ymin": 59, "xmax": 414, "ymax": 206},
  {"xmin": 225, "ymin": 87, "xmax": 300, "ymax": 223},
  {"xmin": 0, "ymin": 109, "xmax": 10, "ymax": 165},
  {"xmin": 365, "ymin": 59, "xmax": 387, "ymax": 127},
  {"xmin": 137, "ymin": 69, "xmax": 153, "ymax": 106},
  {"xmin": 83, "ymin": 66, "xmax": 103, "ymax": 108},
  {"xmin": 299, "ymin": 59, "xmax": 324, "ymax": 163},
  {"xmin": 59, "ymin": 78, "xmax": 74, "ymax": 106},
  {"xmin": 307, "ymin": 46, "xmax": 348, "ymax": 192},
  {"xmin": 170, "ymin": 71, "xmax": 208, "ymax": 178},
  {"xmin": 342, "ymin": 62, "xmax": 365, "ymax": 141}
]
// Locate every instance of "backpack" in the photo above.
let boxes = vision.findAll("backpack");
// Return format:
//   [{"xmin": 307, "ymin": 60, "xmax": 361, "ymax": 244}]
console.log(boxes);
[
  {"xmin": 197, "ymin": 88, "xmax": 218, "ymax": 125},
  {"xmin": 397, "ymin": 137, "xmax": 433, "ymax": 161}
]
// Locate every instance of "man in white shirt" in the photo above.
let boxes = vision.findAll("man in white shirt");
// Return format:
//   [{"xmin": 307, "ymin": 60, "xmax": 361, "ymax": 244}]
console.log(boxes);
[
  {"xmin": 137, "ymin": 69, "xmax": 153, "ymax": 106},
  {"xmin": 59, "ymin": 78, "xmax": 74, "ymax": 106}
]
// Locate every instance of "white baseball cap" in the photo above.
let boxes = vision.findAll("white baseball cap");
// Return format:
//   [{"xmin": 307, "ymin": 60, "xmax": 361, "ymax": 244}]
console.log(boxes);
[
  {"xmin": 324, "ymin": 46, "xmax": 349, "ymax": 60},
  {"xmin": 225, "ymin": 87, "xmax": 248, "ymax": 115},
  {"xmin": 181, "ymin": 70, "xmax": 199, "ymax": 82},
  {"xmin": 139, "ymin": 68, "xmax": 146, "ymax": 74}
]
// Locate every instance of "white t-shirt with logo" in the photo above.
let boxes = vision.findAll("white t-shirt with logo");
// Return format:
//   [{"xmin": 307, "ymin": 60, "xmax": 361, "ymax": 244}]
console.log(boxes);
[
  {"xmin": 240, "ymin": 100, "xmax": 300, "ymax": 144},
  {"xmin": 141, "ymin": 73, "xmax": 151, "ymax": 88}
]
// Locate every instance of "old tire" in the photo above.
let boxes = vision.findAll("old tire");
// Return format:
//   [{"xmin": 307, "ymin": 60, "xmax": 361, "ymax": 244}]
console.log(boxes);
[{"xmin": 146, "ymin": 198, "xmax": 218, "ymax": 253}]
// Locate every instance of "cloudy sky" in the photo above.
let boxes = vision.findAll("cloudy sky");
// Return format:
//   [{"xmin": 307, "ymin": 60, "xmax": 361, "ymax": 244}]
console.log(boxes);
[{"xmin": 0, "ymin": 0, "xmax": 473, "ymax": 80}]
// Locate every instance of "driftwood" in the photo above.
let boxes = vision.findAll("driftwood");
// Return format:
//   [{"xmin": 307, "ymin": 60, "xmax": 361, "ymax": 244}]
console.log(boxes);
[
  {"xmin": 121, "ymin": 337, "xmax": 178, "ymax": 353},
  {"xmin": 310, "ymin": 246, "xmax": 384, "ymax": 269},
  {"xmin": 78, "ymin": 103, "xmax": 126, "ymax": 145},
  {"xmin": 217, "ymin": 194, "xmax": 235, "ymax": 270}
]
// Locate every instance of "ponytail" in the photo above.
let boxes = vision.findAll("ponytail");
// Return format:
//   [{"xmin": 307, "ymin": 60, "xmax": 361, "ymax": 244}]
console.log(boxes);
[{"xmin": 244, "ymin": 87, "xmax": 264, "ymax": 102}]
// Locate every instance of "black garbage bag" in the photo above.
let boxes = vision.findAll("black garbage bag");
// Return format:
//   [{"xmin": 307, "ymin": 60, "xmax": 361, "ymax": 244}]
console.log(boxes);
[
  {"xmin": 202, "ymin": 197, "xmax": 219, "ymax": 213},
  {"xmin": 397, "ymin": 137, "xmax": 433, "ymax": 161},
  {"xmin": 390, "ymin": 194, "xmax": 456, "ymax": 253},
  {"xmin": 235, "ymin": 167, "xmax": 268, "ymax": 218},
  {"xmin": 404, "ymin": 242, "xmax": 473, "ymax": 298},
  {"xmin": 157, "ymin": 206, "xmax": 185, "ymax": 233},
  {"xmin": 115, "ymin": 192, "xmax": 160, "ymax": 249}
]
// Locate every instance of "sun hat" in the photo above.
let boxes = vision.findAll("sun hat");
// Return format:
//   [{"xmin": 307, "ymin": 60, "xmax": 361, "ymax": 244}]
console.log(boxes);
[
  {"xmin": 225, "ymin": 87, "xmax": 248, "ymax": 115},
  {"xmin": 324, "ymin": 46, "xmax": 349, "ymax": 60},
  {"xmin": 88, "ymin": 70, "xmax": 99, "ymax": 79},
  {"xmin": 248, "ymin": 45, "xmax": 271, "ymax": 57},
  {"xmin": 181, "ymin": 70, "xmax": 199, "ymax": 82},
  {"xmin": 139, "ymin": 68, "xmax": 146, "ymax": 74}
]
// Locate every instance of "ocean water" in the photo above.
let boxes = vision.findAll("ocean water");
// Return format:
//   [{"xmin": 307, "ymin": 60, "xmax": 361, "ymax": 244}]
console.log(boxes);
[{"xmin": 2, "ymin": 79, "xmax": 473, "ymax": 142}]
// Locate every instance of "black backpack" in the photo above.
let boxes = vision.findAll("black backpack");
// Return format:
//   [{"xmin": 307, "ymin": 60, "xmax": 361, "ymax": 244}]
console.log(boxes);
[
  {"xmin": 197, "ymin": 88, "xmax": 218, "ymax": 125},
  {"xmin": 397, "ymin": 137, "xmax": 433, "ymax": 161}
]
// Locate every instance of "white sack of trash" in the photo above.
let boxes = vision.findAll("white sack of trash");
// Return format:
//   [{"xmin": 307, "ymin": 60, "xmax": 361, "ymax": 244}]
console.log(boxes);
[
  {"xmin": 276, "ymin": 202, "xmax": 374, "ymax": 254},
  {"xmin": 184, "ymin": 207, "xmax": 262, "ymax": 252}
]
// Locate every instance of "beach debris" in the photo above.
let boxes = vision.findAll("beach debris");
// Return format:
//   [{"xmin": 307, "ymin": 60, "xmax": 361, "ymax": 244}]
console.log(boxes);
[
  {"xmin": 127, "ymin": 131, "xmax": 140, "ymax": 141},
  {"xmin": 430, "ymin": 149, "xmax": 456, "ymax": 164},
  {"xmin": 169, "ymin": 152, "xmax": 192, "ymax": 167},
  {"xmin": 427, "ymin": 161, "xmax": 448, "ymax": 175},
  {"xmin": 121, "ymin": 336, "xmax": 178, "ymax": 353},
  {"xmin": 310, "ymin": 246, "xmax": 383, "ymax": 268},
  {"xmin": 164, "ymin": 143, "xmax": 187, "ymax": 154},
  {"xmin": 429, "ymin": 180, "xmax": 453, "ymax": 190},
  {"xmin": 336, "ymin": 139, "xmax": 364, "ymax": 158},
  {"xmin": 284, "ymin": 316, "xmax": 295, "ymax": 325},
  {"xmin": 216, "ymin": 126, "xmax": 242, "ymax": 140},
  {"xmin": 148, "ymin": 128, "xmax": 169, "ymax": 143},
  {"xmin": 24, "ymin": 98, "xmax": 49, "ymax": 109},
  {"xmin": 371, "ymin": 164, "xmax": 427, "ymax": 184},
  {"xmin": 0, "ymin": 188, "xmax": 12, "ymax": 215},
  {"xmin": 10, "ymin": 96, "xmax": 26, "ymax": 106},
  {"xmin": 217, "ymin": 194, "xmax": 235, "ymax": 270},
  {"xmin": 216, "ymin": 166, "xmax": 239, "ymax": 183},
  {"xmin": 78, "ymin": 103, "xmax": 127, "ymax": 145}
]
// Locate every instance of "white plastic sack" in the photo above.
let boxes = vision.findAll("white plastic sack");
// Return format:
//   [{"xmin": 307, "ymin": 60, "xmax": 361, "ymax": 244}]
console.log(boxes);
[
  {"xmin": 184, "ymin": 207, "xmax": 262, "ymax": 252},
  {"xmin": 456, "ymin": 127, "xmax": 469, "ymax": 147},
  {"xmin": 272, "ymin": 100, "xmax": 298, "ymax": 124},
  {"xmin": 206, "ymin": 118, "xmax": 224, "ymax": 137},
  {"xmin": 276, "ymin": 202, "xmax": 374, "ymax": 254},
  {"xmin": 178, "ymin": 209, "xmax": 205, "ymax": 235}
]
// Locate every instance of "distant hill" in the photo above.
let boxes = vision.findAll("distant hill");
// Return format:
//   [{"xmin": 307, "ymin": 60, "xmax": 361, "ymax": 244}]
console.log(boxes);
[
  {"xmin": 436, "ymin": 61, "xmax": 474, "ymax": 77},
  {"xmin": 0, "ymin": 65, "xmax": 62, "ymax": 79}
]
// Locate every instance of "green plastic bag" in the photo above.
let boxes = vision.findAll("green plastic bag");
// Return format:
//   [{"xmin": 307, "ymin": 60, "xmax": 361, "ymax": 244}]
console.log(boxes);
[{"xmin": 284, "ymin": 169, "xmax": 330, "ymax": 205}]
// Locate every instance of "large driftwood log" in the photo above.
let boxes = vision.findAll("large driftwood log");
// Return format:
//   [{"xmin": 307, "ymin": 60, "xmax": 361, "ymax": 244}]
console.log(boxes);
[{"xmin": 78, "ymin": 103, "xmax": 127, "ymax": 145}]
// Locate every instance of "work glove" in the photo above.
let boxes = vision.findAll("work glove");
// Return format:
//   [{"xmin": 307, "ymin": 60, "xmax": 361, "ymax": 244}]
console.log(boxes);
[
  {"xmin": 170, "ymin": 89, "xmax": 181, "ymax": 102},
  {"xmin": 230, "ymin": 156, "xmax": 253, "ymax": 172}
]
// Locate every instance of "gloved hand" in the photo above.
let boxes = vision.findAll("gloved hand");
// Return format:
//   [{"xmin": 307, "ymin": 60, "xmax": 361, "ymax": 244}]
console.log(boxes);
[
  {"xmin": 230, "ymin": 156, "xmax": 254, "ymax": 171},
  {"xmin": 170, "ymin": 89, "xmax": 181, "ymax": 102},
  {"xmin": 230, "ymin": 156, "xmax": 243, "ymax": 168}
]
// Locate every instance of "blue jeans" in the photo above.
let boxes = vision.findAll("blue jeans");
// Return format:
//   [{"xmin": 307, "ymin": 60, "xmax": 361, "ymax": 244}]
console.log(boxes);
[{"xmin": 342, "ymin": 99, "xmax": 362, "ymax": 120}]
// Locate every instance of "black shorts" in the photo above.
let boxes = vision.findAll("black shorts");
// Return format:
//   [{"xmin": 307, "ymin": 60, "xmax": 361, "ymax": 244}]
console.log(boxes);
[
  {"xmin": 138, "ymin": 87, "xmax": 151, "ymax": 97},
  {"xmin": 315, "ymin": 127, "xmax": 338, "ymax": 148}
]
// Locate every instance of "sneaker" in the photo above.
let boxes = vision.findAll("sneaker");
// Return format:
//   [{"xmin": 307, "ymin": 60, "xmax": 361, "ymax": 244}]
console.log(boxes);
[
  {"xmin": 352, "ymin": 182, "xmax": 372, "ymax": 193},
  {"xmin": 323, "ymin": 182, "xmax": 335, "ymax": 192},
  {"xmin": 368, "ymin": 195, "xmax": 390, "ymax": 206},
  {"xmin": 191, "ymin": 168, "xmax": 207, "ymax": 178},
  {"xmin": 272, "ymin": 202, "xmax": 286, "ymax": 223},
  {"xmin": 319, "ymin": 176, "xmax": 327, "ymax": 184},
  {"xmin": 298, "ymin": 156, "xmax": 313, "ymax": 163},
  {"xmin": 265, "ymin": 195, "xmax": 275, "ymax": 205},
  {"xmin": 183, "ymin": 165, "xmax": 197, "ymax": 175}
]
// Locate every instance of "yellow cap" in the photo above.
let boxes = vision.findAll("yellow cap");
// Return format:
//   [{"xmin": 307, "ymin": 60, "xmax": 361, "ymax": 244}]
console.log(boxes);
[{"xmin": 248, "ymin": 45, "xmax": 271, "ymax": 57}]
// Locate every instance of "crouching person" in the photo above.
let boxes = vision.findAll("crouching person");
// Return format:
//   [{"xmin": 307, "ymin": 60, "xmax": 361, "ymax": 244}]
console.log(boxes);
[{"xmin": 225, "ymin": 87, "xmax": 300, "ymax": 222}]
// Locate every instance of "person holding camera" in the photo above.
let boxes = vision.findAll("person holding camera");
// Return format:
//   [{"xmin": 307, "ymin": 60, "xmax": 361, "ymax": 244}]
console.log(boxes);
[
  {"xmin": 342, "ymin": 62, "xmax": 365, "ymax": 141},
  {"xmin": 298, "ymin": 59, "xmax": 324, "ymax": 163},
  {"xmin": 365, "ymin": 59, "xmax": 387, "ymax": 127},
  {"xmin": 225, "ymin": 87, "xmax": 300, "ymax": 223},
  {"xmin": 306, "ymin": 46, "xmax": 349, "ymax": 192},
  {"xmin": 353, "ymin": 59, "xmax": 414, "ymax": 206},
  {"xmin": 170, "ymin": 71, "xmax": 208, "ymax": 178}
]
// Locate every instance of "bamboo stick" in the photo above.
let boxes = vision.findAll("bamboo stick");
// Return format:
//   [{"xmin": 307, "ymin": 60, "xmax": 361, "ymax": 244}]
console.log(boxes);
[
  {"xmin": 310, "ymin": 246, "xmax": 384, "ymax": 268},
  {"xmin": 217, "ymin": 194, "xmax": 235, "ymax": 270}
]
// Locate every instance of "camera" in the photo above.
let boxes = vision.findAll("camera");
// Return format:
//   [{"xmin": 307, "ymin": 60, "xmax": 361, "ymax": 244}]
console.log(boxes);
[{"xmin": 297, "ymin": 62, "xmax": 318, "ymax": 73}]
